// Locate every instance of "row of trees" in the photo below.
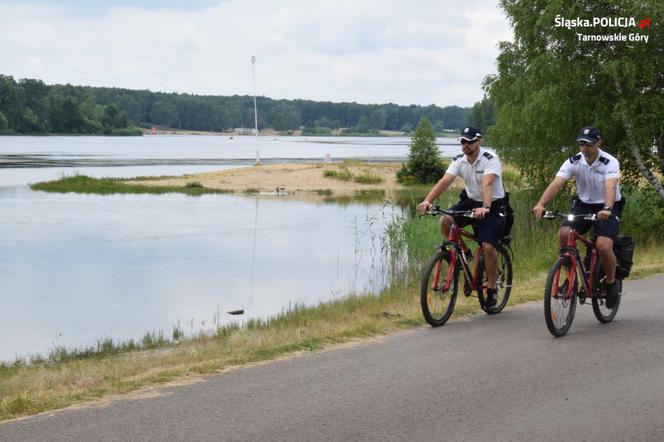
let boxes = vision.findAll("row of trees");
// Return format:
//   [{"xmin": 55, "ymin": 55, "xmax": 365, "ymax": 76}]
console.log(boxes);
[
  {"xmin": 0, "ymin": 76, "xmax": 137, "ymax": 135},
  {"xmin": 0, "ymin": 74, "xmax": 470, "ymax": 135},
  {"xmin": 87, "ymin": 84, "xmax": 471, "ymax": 133}
]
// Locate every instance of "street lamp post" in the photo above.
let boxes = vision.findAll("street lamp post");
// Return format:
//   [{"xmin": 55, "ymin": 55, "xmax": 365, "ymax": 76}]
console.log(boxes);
[{"xmin": 251, "ymin": 55, "xmax": 259, "ymax": 165}]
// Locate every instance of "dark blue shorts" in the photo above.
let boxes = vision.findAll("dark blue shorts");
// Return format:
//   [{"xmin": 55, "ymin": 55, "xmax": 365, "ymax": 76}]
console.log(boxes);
[
  {"xmin": 448, "ymin": 199, "xmax": 506, "ymax": 248},
  {"xmin": 562, "ymin": 200, "xmax": 622, "ymax": 240}
]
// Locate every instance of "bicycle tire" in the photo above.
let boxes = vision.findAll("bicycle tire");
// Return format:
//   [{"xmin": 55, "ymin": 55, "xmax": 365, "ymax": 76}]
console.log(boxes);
[
  {"xmin": 544, "ymin": 256, "xmax": 578, "ymax": 337},
  {"xmin": 420, "ymin": 251, "xmax": 458, "ymax": 327},
  {"xmin": 476, "ymin": 245, "xmax": 513, "ymax": 314},
  {"xmin": 592, "ymin": 262, "xmax": 621, "ymax": 323}
]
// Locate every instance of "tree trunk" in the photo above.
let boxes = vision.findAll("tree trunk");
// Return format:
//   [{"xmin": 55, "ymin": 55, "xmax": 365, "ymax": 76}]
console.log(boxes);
[{"xmin": 613, "ymin": 77, "xmax": 664, "ymax": 202}]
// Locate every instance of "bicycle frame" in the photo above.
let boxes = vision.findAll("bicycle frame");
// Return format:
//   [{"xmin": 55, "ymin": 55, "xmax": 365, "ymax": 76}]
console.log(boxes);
[
  {"xmin": 432, "ymin": 222, "xmax": 485, "ymax": 294},
  {"xmin": 557, "ymin": 227, "xmax": 600, "ymax": 300}
]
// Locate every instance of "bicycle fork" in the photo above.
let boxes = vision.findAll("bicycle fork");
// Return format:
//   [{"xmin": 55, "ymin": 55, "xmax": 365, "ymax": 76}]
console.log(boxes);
[
  {"xmin": 456, "ymin": 247, "xmax": 474, "ymax": 296},
  {"xmin": 561, "ymin": 252, "xmax": 589, "ymax": 300},
  {"xmin": 432, "ymin": 251, "xmax": 456, "ymax": 293}
]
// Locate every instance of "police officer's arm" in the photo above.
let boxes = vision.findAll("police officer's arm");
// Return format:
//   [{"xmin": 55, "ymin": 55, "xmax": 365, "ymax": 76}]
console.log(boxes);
[
  {"xmin": 533, "ymin": 176, "xmax": 567, "ymax": 219},
  {"xmin": 418, "ymin": 173, "xmax": 456, "ymax": 213},
  {"xmin": 473, "ymin": 173, "xmax": 496, "ymax": 219},
  {"xmin": 481, "ymin": 173, "xmax": 495, "ymax": 209},
  {"xmin": 598, "ymin": 177, "xmax": 619, "ymax": 220},
  {"xmin": 603, "ymin": 177, "xmax": 618, "ymax": 208}
]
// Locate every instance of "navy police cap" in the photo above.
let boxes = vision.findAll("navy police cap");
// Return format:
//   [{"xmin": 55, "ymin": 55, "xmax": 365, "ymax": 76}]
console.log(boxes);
[
  {"xmin": 459, "ymin": 127, "xmax": 482, "ymax": 141},
  {"xmin": 576, "ymin": 126, "xmax": 601, "ymax": 143}
]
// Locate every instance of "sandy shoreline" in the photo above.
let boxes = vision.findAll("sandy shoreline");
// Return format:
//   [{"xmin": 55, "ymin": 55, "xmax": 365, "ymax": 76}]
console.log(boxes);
[{"xmin": 127, "ymin": 162, "xmax": 409, "ymax": 196}]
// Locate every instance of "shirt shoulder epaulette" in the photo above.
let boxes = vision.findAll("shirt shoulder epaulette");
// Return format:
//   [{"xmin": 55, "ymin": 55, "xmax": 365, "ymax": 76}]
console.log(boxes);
[
  {"xmin": 453, "ymin": 154, "xmax": 464, "ymax": 161},
  {"xmin": 598, "ymin": 156, "xmax": 609, "ymax": 165},
  {"xmin": 482, "ymin": 152, "xmax": 494, "ymax": 160},
  {"xmin": 569, "ymin": 154, "xmax": 582, "ymax": 164}
]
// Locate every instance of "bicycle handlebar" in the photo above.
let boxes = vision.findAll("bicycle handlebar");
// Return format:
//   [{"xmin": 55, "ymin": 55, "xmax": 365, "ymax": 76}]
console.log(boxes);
[
  {"xmin": 425, "ymin": 206, "xmax": 476, "ymax": 218},
  {"xmin": 543, "ymin": 211, "xmax": 598, "ymax": 222}
]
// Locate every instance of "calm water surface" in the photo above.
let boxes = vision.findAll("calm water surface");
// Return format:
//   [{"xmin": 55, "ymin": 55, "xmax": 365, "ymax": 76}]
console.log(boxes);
[{"xmin": 0, "ymin": 135, "xmax": 460, "ymax": 361}]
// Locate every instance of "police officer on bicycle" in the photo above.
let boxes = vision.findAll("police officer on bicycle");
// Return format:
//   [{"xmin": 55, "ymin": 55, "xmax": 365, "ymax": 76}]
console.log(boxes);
[
  {"xmin": 533, "ymin": 126, "xmax": 622, "ymax": 308},
  {"xmin": 418, "ymin": 127, "xmax": 506, "ymax": 308}
]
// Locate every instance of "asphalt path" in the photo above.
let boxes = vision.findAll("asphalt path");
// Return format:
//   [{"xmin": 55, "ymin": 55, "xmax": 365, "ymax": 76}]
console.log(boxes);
[{"xmin": 3, "ymin": 275, "xmax": 664, "ymax": 441}]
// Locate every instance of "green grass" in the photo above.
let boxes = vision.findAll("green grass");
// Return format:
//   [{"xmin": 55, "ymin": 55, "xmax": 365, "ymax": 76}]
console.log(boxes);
[
  {"xmin": 323, "ymin": 165, "xmax": 384, "ymax": 184},
  {"xmin": 31, "ymin": 175, "xmax": 234, "ymax": 196},
  {"xmin": 353, "ymin": 169, "xmax": 384, "ymax": 184},
  {"xmin": 323, "ymin": 168, "xmax": 353, "ymax": 181}
]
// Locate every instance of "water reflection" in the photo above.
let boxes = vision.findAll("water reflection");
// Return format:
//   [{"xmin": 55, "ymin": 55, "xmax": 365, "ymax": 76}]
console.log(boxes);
[{"xmin": 0, "ymin": 186, "xmax": 399, "ymax": 361}]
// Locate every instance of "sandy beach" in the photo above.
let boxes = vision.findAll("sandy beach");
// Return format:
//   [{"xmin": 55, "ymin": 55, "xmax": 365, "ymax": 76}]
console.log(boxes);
[{"xmin": 127, "ymin": 162, "xmax": 409, "ymax": 196}]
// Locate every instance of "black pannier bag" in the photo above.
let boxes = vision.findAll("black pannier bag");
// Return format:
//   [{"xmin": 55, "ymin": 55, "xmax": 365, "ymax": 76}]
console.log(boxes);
[
  {"xmin": 614, "ymin": 235, "xmax": 634, "ymax": 279},
  {"xmin": 502, "ymin": 192, "xmax": 514, "ymax": 238}
]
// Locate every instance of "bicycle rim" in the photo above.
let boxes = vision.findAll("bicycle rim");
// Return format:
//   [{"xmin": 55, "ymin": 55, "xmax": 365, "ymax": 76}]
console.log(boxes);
[
  {"xmin": 420, "ymin": 251, "xmax": 458, "ymax": 327},
  {"xmin": 544, "ymin": 257, "xmax": 577, "ymax": 337}
]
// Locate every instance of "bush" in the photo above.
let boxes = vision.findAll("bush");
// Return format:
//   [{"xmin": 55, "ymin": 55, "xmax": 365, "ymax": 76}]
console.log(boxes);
[
  {"xmin": 353, "ymin": 170, "xmax": 384, "ymax": 184},
  {"xmin": 397, "ymin": 117, "xmax": 446, "ymax": 184},
  {"xmin": 619, "ymin": 185, "xmax": 664, "ymax": 241},
  {"xmin": 323, "ymin": 168, "xmax": 352, "ymax": 181},
  {"xmin": 396, "ymin": 164, "xmax": 415, "ymax": 185},
  {"xmin": 110, "ymin": 127, "xmax": 143, "ymax": 136}
]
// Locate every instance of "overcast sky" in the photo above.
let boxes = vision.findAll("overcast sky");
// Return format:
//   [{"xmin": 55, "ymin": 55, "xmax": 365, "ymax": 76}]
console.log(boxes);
[{"xmin": 0, "ymin": 0, "xmax": 513, "ymax": 107}]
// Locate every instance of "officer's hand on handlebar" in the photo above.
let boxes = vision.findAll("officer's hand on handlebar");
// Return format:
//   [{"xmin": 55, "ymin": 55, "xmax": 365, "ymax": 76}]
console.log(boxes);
[
  {"xmin": 472, "ymin": 207, "xmax": 489, "ymax": 219},
  {"xmin": 597, "ymin": 209, "xmax": 612, "ymax": 221},
  {"xmin": 532, "ymin": 205, "xmax": 546, "ymax": 220},
  {"xmin": 417, "ymin": 200, "xmax": 432, "ymax": 214}
]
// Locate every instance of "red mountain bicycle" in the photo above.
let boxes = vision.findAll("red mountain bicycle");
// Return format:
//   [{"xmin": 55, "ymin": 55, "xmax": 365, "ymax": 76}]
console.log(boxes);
[
  {"xmin": 421, "ymin": 208, "xmax": 513, "ymax": 327},
  {"xmin": 542, "ymin": 211, "xmax": 622, "ymax": 337}
]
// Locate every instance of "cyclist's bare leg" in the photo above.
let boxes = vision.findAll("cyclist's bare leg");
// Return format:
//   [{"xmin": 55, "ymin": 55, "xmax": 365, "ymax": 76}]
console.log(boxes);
[
  {"xmin": 558, "ymin": 226, "xmax": 572, "ymax": 248},
  {"xmin": 482, "ymin": 242, "xmax": 498, "ymax": 289},
  {"xmin": 439, "ymin": 214, "xmax": 454, "ymax": 239},
  {"xmin": 596, "ymin": 236, "xmax": 616, "ymax": 283}
]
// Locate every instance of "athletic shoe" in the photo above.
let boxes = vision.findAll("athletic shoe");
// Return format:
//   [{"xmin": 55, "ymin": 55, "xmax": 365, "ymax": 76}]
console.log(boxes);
[
  {"xmin": 485, "ymin": 288, "xmax": 498, "ymax": 309},
  {"xmin": 605, "ymin": 280, "xmax": 620, "ymax": 309}
]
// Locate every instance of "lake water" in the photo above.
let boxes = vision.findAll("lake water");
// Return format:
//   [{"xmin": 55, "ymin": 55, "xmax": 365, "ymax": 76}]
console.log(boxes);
[{"xmin": 0, "ymin": 135, "xmax": 462, "ymax": 361}]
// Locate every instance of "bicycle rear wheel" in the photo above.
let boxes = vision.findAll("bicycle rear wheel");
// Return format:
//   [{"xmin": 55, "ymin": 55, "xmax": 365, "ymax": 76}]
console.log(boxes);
[
  {"xmin": 592, "ymin": 263, "xmax": 621, "ymax": 323},
  {"xmin": 544, "ymin": 256, "xmax": 578, "ymax": 337},
  {"xmin": 477, "ymin": 244, "xmax": 513, "ymax": 314},
  {"xmin": 421, "ymin": 251, "xmax": 458, "ymax": 327}
]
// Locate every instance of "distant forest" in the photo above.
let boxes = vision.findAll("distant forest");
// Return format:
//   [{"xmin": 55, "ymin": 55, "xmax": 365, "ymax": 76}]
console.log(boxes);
[{"xmin": 0, "ymin": 74, "xmax": 474, "ymax": 135}]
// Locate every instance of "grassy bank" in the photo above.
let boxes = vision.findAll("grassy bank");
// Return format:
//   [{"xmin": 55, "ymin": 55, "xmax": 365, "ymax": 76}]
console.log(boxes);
[
  {"xmin": 30, "ymin": 175, "xmax": 234, "ymax": 196},
  {"xmin": 3, "ymin": 183, "xmax": 662, "ymax": 422}
]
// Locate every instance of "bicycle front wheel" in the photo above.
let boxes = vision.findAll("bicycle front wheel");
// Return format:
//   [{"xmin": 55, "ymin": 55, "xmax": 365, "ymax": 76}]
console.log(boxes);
[
  {"xmin": 421, "ymin": 251, "xmax": 458, "ymax": 327},
  {"xmin": 477, "ymin": 244, "xmax": 513, "ymax": 314},
  {"xmin": 544, "ymin": 256, "xmax": 578, "ymax": 337}
]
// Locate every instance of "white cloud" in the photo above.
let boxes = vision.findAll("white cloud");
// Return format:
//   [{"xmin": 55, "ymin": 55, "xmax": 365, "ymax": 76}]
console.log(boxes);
[{"xmin": 0, "ymin": 0, "xmax": 512, "ymax": 106}]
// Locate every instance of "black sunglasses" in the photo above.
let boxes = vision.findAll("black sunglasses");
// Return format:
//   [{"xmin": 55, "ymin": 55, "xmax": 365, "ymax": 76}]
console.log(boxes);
[
  {"xmin": 460, "ymin": 139, "xmax": 477, "ymax": 145},
  {"xmin": 578, "ymin": 140, "xmax": 595, "ymax": 147}
]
